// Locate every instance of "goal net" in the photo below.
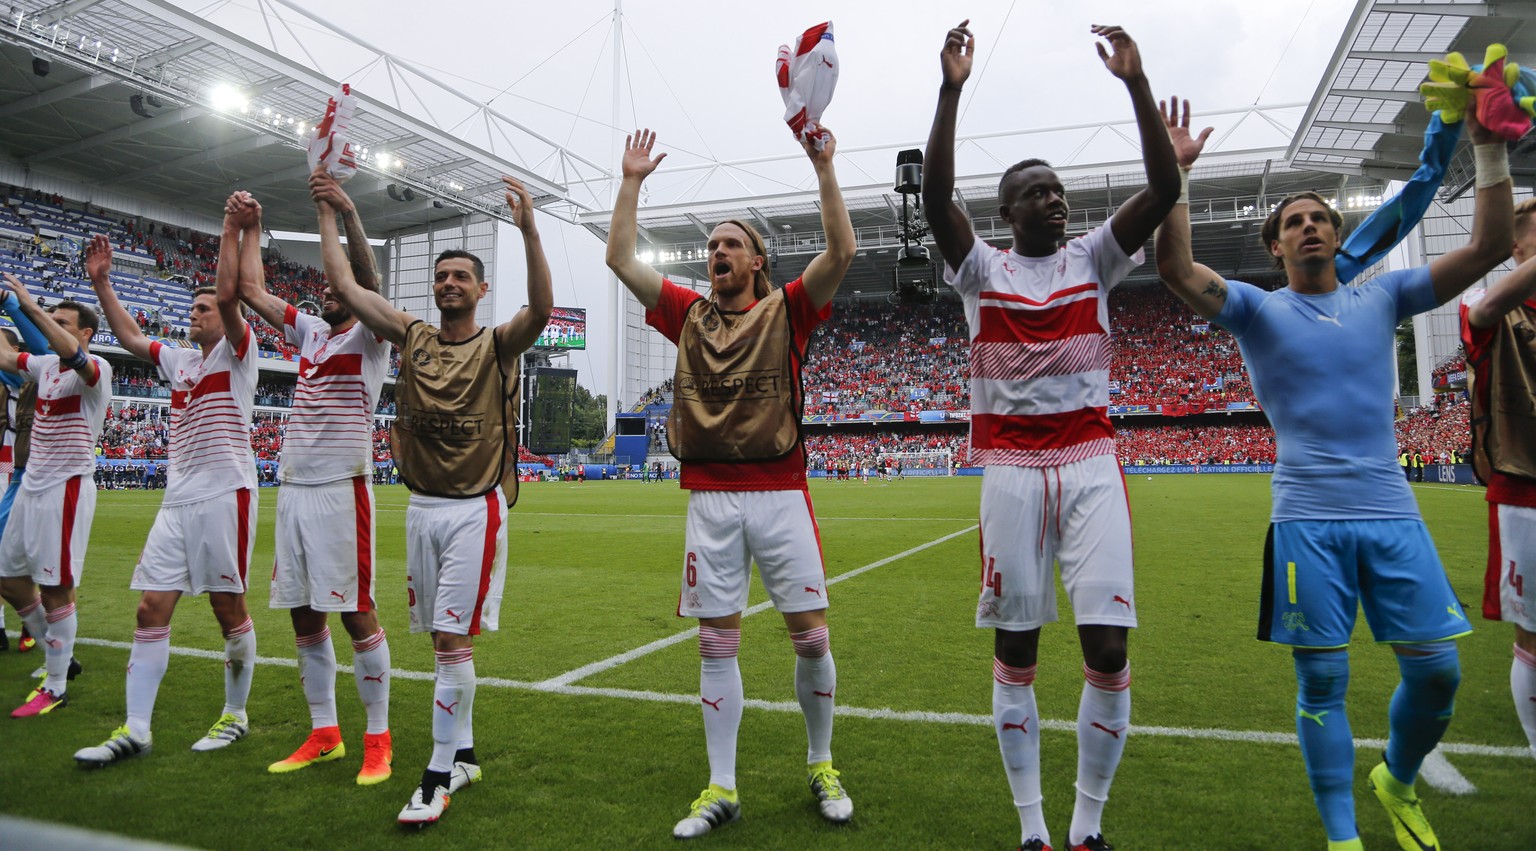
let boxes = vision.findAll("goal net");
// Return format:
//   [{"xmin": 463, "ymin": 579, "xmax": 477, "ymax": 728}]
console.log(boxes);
[{"xmin": 880, "ymin": 449, "xmax": 953, "ymax": 477}]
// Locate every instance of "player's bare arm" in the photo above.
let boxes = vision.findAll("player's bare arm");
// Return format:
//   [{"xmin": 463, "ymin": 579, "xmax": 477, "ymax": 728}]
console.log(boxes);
[
  {"xmin": 605, "ymin": 129, "xmax": 667, "ymax": 309},
  {"xmin": 310, "ymin": 168, "xmax": 412, "ymax": 345},
  {"xmin": 495, "ymin": 176, "xmax": 554, "ymax": 369},
  {"xmin": 319, "ymin": 178, "xmax": 383, "ymax": 292},
  {"xmin": 798, "ymin": 128, "xmax": 856, "ymax": 310},
  {"xmin": 1154, "ymin": 97, "xmax": 1225, "ymax": 320},
  {"xmin": 1, "ymin": 272, "xmax": 96, "ymax": 382},
  {"xmin": 86, "ymin": 234, "xmax": 155, "ymax": 362},
  {"xmin": 1467, "ymin": 248, "xmax": 1536, "ymax": 328},
  {"xmin": 1429, "ymin": 106, "xmax": 1514, "ymax": 304},
  {"xmin": 216, "ymin": 193, "xmax": 251, "ymax": 352},
  {"xmin": 229, "ymin": 192, "xmax": 287, "ymax": 331},
  {"xmin": 1095, "ymin": 25, "xmax": 1182, "ymax": 257},
  {"xmin": 922, "ymin": 20, "xmax": 978, "ymax": 269}
]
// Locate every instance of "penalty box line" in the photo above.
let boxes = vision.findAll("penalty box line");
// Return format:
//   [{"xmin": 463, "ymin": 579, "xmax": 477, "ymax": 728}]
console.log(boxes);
[
  {"xmin": 535, "ymin": 524, "xmax": 980, "ymax": 689},
  {"xmin": 38, "ymin": 632, "xmax": 1529, "ymax": 793}
]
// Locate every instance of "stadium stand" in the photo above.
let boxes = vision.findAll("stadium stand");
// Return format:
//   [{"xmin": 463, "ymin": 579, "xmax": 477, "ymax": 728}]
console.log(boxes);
[
  {"xmin": 1395, "ymin": 394, "xmax": 1471, "ymax": 463},
  {"xmin": 1, "ymin": 185, "xmax": 1480, "ymax": 478}
]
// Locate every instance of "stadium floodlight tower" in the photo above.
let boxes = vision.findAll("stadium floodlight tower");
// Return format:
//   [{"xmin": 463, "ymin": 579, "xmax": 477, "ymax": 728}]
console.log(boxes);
[{"xmin": 893, "ymin": 148, "xmax": 937, "ymax": 304}]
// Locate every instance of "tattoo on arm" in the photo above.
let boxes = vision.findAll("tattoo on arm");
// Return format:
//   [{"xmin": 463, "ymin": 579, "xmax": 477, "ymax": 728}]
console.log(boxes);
[
  {"xmin": 1201, "ymin": 278, "xmax": 1227, "ymax": 301},
  {"xmin": 342, "ymin": 211, "xmax": 379, "ymax": 290}
]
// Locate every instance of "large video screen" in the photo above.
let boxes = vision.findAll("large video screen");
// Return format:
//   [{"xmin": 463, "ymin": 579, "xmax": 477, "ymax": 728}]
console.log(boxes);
[
  {"xmin": 524, "ymin": 367, "xmax": 577, "ymax": 455},
  {"xmin": 532, "ymin": 306, "xmax": 586, "ymax": 350}
]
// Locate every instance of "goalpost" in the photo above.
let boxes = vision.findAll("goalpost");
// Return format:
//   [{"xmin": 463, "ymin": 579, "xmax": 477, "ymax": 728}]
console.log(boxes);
[{"xmin": 880, "ymin": 449, "xmax": 953, "ymax": 478}]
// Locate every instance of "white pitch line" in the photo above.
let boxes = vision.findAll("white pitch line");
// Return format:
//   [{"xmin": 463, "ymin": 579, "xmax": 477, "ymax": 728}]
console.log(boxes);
[
  {"xmin": 80, "ymin": 636, "xmax": 1520, "ymax": 768},
  {"xmin": 372, "ymin": 508, "xmax": 975, "ymax": 522},
  {"xmin": 534, "ymin": 524, "xmax": 979, "ymax": 689},
  {"xmin": 1418, "ymin": 747, "xmax": 1477, "ymax": 795},
  {"xmin": 46, "ymin": 634, "xmax": 1531, "ymax": 783},
  {"xmin": 1413, "ymin": 485, "xmax": 1482, "ymax": 494}
]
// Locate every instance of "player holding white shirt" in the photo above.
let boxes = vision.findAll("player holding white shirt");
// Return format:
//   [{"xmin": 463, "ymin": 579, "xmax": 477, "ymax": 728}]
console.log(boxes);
[
  {"xmin": 232, "ymin": 189, "xmax": 396, "ymax": 785},
  {"xmin": 0, "ymin": 272, "xmax": 112, "ymax": 718},
  {"xmin": 925, "ymin": 22, "xmax": 1181, "ymax": 851},
  {"xmin": 75, "ymin": 196, "xmax": 261, "ymax": 766}
]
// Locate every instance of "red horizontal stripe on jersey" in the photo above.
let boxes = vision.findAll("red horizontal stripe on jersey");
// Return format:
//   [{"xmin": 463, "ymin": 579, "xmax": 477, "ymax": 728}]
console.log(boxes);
[
  {"xmin": 35, "ymin": 395, "xmax": 82, "ymax": 416},
  {"xmin": 972, "ymin": 407, "xmax": 1114, "ymax": 452},
  {"xmin": 298, "ymin": 353, "xmax": 364, "ymax": 381},
  {"xmin": 981, "ymin": 283, "xmax": 1098, "ymax": 307},
  {"xmin": 189, "ymin": 369, "xmax": 233, "ymax": 400},
  {"xmin": 975, "ymin": 296, "xmax": 1103, "ymax": 346}
]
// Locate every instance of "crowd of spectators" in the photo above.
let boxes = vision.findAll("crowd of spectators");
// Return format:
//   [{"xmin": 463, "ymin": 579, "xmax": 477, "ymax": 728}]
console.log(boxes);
[
  {"xmin": 256, "ymin": 382, "xmax": 295, "ymax": 407},
  {"xmin": 112, "ymin": 364, "xmax": 170, "ymax": 400},
  {"xmin": 250, "ymin": 412, "xmax": 286, "ymax": 461},
  {"xmin": 803, "ymin": 429, "xmax": 971, "ymax": 470},
  {"xmin": 1114, "ymin": 423, "xmax": 1276, "ymax": 465},
  {"xmin": 801, "ymin": 299, "xmax": 969, "ymax": 416},
  {"xmin": 1395, "ymin": 393, "xmax": 1470, "ymax": 463},
  {"xmin": 96, "ymin": 404, "xmax": 168, "ymax": 460},
  {"xmin": 1109, "ymin": 286, "xmax": 1255, "ymax": 408},
  {"xmin": 638, "ymin": 287, "xmax": 1261, "ymax": 422}
]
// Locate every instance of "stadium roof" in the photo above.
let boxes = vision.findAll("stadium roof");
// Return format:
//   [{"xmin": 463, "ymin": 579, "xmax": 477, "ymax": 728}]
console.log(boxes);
[
  {"xmin": 1290, "ymin": 0, "xmax": 1536, "ymax": 198},
  {"xmin": 578, "ymin": 103, "xmax": 1391, "ymax": 295},
  {"xmin": 0, "ymin": 0, "xmax": 610, "ymax": 233}
]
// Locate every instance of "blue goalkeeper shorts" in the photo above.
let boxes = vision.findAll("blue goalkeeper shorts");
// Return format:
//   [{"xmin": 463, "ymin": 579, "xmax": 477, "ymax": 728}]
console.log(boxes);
[{"xmin": 1258, "ymin": 518, "xmax": 1470, "ymax": 648}]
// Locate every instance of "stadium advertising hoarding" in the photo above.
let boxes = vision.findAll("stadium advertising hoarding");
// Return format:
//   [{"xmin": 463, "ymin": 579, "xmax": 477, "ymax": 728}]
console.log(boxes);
[{"xmin": 532, "ymin": 306, "xmax": 586, "ymax": 350}]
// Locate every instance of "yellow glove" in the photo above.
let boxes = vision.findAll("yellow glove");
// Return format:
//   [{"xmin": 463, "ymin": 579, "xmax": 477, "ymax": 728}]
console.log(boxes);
[{"xmin": 1420, "ymin": 51, "xmax": 1471, "ymax": 122}]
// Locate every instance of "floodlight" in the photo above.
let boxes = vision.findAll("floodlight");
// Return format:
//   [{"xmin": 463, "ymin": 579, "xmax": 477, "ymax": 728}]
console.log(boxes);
[{"xmin": 208, "ymin": 83, "xmax": 247, "ymax": 113}]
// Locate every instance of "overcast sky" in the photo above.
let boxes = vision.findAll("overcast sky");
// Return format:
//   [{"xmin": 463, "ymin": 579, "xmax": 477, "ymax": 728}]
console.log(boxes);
[{"xmin": 193, "ymin": 0, "xmax": 1361, "ymax": 397}]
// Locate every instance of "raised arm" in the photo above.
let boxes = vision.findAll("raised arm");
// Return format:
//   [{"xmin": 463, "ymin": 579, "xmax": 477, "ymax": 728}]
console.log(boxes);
[
  {"xmin": 2, "ymin": 273, "xmax": 96, "ymax": 382},
  {"xmin": 799, "ymin": 128, "xmax": 856, "ymax": 309},
  {"xmin": 495, "ymin": 176, "xmax": 554, "ymax": 367},
  {"xmin": 1, "ymin": 287, "xmax": 50, "ymax": 356},
  {"xmin": 1466, "ymin": 249, "xmax": 1536, "ymax": 328},
  {"xmin": 1428, "ymin": 108, "xmax": 1514, "ymax": 304},
  {"xmin": 215, "ymin": 196, "xmax": 250, "ymax": 352},
  {"xmin": 922, "ymin": 20, "xmax": 978, "ymax": 269},
  {"xmin": 85, "ymin": 234, "xmax": 155, "ymax": 362},
  {"xmin": 0, "ymin": 323, "xmax": 17, "ymax": 374},
  {"xmin": 229, "ymin": 192, "xmax": 287, "ymax": 332},
  {"xmin": 1095, "ymin": 25, "xmax": 1182, "ymax": 257},
  {"xmin": 604, "ymin": 129, "xmax": 667, "ymax": 309},
  {"xmin": 310, "ymin": 168, "xmax": 413, "ymax": 345},
  {"xmin": 338, "ymin": 204, "xmax": 381, "ymax": 293},
  {"xmin": 1154, "ymin": 97, "xmax": 1225, "ymax": 320}
]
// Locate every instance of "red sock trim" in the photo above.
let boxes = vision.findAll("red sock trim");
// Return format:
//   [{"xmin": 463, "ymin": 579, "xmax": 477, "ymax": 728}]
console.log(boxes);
[
  {"xmin": 352, "ymin": 628, "xmax": 387, "ymax": 653},
  {"xmin": 790, "ymin": 625, "xmax": 830, "ymax": 658},
  {"xmin": 294, "ymin": 628, "xmax": 331, "ymax": 648},
  {"xmin": 134, "ymin": 626, "xmax": 170, "ymax": 643},
  {"xmin": 45, "ymin": 602, "xmax": 76, "ymax": 623},
  {"xmin": 17, "ymin": 598, "xmax": 40, "ymax": 616},
  {"xmin": 435, "ymin": 647, "xmax": 473, "ymax": 666},
  {"xmin": 699, "ymin": 627, "xmax": 740, "ymax": 659},
  {"xmin": 1084, "ymin": 661, "xmax": 1131, "ymax": 692},
  {"xmin": 1515, "ymin": 644, "xmax": 1536, "ymax": 670},
  {"xmin": 993, "ymin": 658, "xmax": 1037, "ymax": 686},
  {"xmin": 223, "ymin": 617, "xmax": 254, "ymax": 640}
]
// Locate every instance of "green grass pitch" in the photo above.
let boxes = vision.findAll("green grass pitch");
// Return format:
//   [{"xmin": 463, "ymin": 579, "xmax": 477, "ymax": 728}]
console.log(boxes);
[{"xmin": 0, "ymin": 475, "xmax": 1529, "ymax": 849}]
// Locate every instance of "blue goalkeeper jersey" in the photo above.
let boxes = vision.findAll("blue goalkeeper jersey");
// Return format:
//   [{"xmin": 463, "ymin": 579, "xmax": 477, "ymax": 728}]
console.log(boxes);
[{"xmin": 1214, "ymin": 266, "xmax": 1436, "ymax": 522}]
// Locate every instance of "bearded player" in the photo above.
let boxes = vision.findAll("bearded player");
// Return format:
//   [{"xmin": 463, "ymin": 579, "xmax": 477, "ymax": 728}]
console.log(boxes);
[
  {"xmin": 231, "ymin": 189, "xmax": 395, "ymax": 785},
  {"xmin": 314, "ymin": 166, "xmax": 551, "ymax": 825}
]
